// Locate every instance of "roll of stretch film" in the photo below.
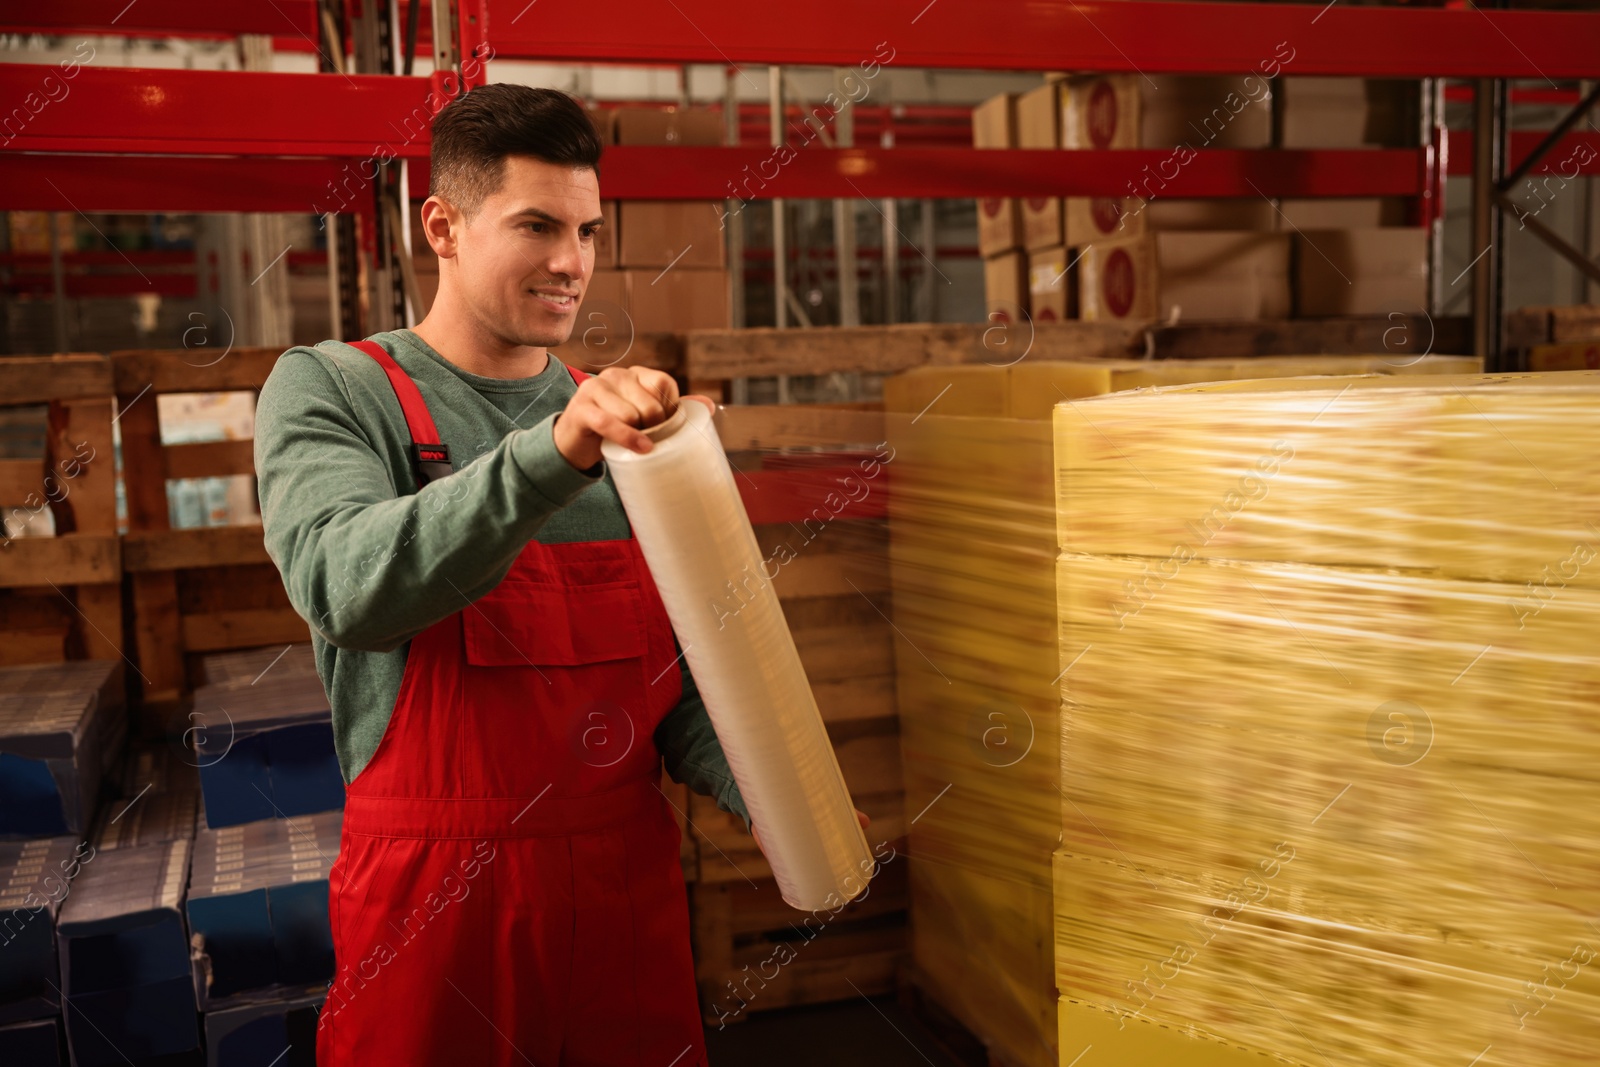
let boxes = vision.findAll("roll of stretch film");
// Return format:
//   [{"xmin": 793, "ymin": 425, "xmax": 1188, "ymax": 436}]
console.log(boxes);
[{"xmin": 602, "ymin": 401, "xmax": 874, "ymax": 911}]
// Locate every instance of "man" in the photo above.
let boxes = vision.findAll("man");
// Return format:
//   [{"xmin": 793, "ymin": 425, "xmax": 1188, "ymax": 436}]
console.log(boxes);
[{"xmin": 257, "ymin": 83, "xmax": 862, "ymax": 1065}]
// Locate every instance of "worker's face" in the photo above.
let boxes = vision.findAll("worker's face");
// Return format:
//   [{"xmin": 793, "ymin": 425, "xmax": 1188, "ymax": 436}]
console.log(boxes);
[{"xmin": 436, "ymin": 155, "xmax": 602, "ymax": 349}]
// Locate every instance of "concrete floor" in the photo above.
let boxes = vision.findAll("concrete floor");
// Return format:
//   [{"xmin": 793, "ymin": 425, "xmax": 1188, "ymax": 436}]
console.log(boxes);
[{"xmin": 703, "ymin": 995, "xmax": 966, "ymax": 1066}]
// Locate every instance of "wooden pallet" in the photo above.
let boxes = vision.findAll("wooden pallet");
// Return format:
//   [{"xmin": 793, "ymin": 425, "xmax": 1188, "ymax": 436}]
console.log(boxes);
[
  {"xmin": 0, "ymin": 355, "xmax": 124, "ymax": 673},
  {"xmin": 692, "ymin": 857, "xmax": 909, "ymax": 1027},
  {"xmin": 898, "ymin": 962, "xmax": 1030, "ymax": 1067},
  {"xmin": 112, "ymin": 347, "xmax": 309, "ymax": 727}
]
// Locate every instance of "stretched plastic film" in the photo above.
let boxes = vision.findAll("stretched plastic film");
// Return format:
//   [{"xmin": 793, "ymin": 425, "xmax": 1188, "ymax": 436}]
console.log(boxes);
[
  {"xmin": 883, "ymin": 355, "xmax": 1479, "ymax": 1067},
  {"xmin": 602, "ymin": 401, "xmax": 874, "ymax": 912},
  {"xmin": 1053, "ymin": 372, "xmax": 1600, "ymax": 1067}
]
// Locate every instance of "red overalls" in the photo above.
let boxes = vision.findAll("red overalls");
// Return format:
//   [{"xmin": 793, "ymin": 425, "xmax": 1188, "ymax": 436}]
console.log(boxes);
[{"xmin": 317, "ymin": 342, "xmax": 706, "ymax": 1067}]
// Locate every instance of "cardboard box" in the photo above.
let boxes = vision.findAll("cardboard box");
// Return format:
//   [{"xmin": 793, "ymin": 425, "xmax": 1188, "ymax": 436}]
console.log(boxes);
[
  {"xmin": 562, "ymin": 270, "xmax": 632, "ymax": 364},
  {"xmin": 617, "ymin": 201, "xmax": 727, "ymax": 270},
  {"xmin": 0, "ymin": 660, "xmax": 123, "ymax": 838},
  {"xmin": 613, "ymin": 106, "xmax": 723, "ymax": 146},
  {"xmin": 1277, "ymin": 197, "xmax": 1409, "ymax": 230},
  {"xmin": 1141, "ymin": 76, "xmax": 1272, "ymax": 150},
  {"xmin": 1078, "ymin": 235, "xmax": 1156, "ymax": 322},
  {"xmin": 57, "ymin": 840, "xmax": 200, "ymax": 1065},
  {"xmin": 1062, "ymin": 74, "xmax": 1140, "ymax": 150},
  {"xmin": 1159, "ymin": 230, "xmax": 1291, "ymax": 320},
  {"xmin": 972, "ymin": 91, "xmax": 1015, "ymax": 150},
  {"xmin": 1060, "ymin": 75, "xmax": 1143, "ymax": 251},
  {"xmin": 191, "ymin": 672, "xmax": 342, "ymax": 829},
  {"xmin": 1528, "ymin": 342, "xmax": 1600, "ymax": 371},
  {"xmin": 1017, "ymin": 83, "xmax": 1064, "ymax": 250},
  {"xmin": 587, "ymin": 107, "xmax": 617, "ymax": 145},
  {"xmin": 1280, "ymin": 77, "xmax": 1419, "ymax": 149},
  {"xmin": 627, "ymin": 268, "xmax": 729, "ymax": 332},
  {"xmin": 978, "ymin": 198, "xmax": 1024, "ymax": 259},
  {"xmin": 1145, "ymin": 198, "xmax": 1277, "ymax": 231},
  {"xmin": 973, "ymin": 93, "xmax": 1023, "ymax": 258},
  {"xmin": 0, "ymin": 837, "xmax": 82, "ymax": 1025},
  {"xmin": 595, "ymin": 200, "xmax": 618, "ymax": 269},
  {"xmin": 1066, "ymin": 196, "xmax": 1145, "ymax": 247},
  {"xmin": 983, "ymin": 251, "xmax": 1029, "ymax": 323},
  {"xmin": 1294, "ymin": 227, "xmax": 1427, "ymax": 317},
  {"xmin": 1027, "ymin": 246, "xmax": 1071, "ymax": 321},
  {"xmin": 580, "ymin": 269, "xmax": 629, "ymax": 318}
]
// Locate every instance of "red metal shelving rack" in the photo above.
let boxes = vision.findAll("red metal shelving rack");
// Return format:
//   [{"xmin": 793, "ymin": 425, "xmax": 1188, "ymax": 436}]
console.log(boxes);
[{"xmin": 5, "ymin": 0, "xmax": 1600, "ymax": 359}]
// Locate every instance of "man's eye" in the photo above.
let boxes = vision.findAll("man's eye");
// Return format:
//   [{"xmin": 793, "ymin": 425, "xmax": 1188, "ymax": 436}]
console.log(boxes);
[
  {"xmin": 580, "ymin": 227, "xmax": 597, "ymax": 240},
  {"xmin": 527, "ymin": 222, "xmax": 546, "ymax": 233}
]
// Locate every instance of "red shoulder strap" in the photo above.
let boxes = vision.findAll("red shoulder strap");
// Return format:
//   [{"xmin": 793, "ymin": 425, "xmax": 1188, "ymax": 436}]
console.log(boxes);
[
  {"xmin": 565, "ymin": 362, "xmax": 589, "ymax": 385},
  {"xmin": 348, "ymin": 340, "xmax": 445, "ymax": 448}
]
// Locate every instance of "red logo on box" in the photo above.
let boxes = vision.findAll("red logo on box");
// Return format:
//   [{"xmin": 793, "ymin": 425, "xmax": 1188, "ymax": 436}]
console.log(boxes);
[
  {"xmin": 981, "ymin": 198, "xmax": 1004, "ymax": 218},
  {"xmin": 1102, "ymin": 247, "xmax": 1137, "ymax": 318},
  {"xmin": 1087, "ymin": 81, "xmax": 1119, "ymax": 149},
  {"xmin": 1026, "ymin": 197, "xmax": 1051, "ymax": 212},
  {"xmin": 1091, "ymin": 198, "xmax": 1123, "ymax": 234},
  {"xmin": 1036, "ymin": 307, "xmax": 1058, "ymax": 322}
]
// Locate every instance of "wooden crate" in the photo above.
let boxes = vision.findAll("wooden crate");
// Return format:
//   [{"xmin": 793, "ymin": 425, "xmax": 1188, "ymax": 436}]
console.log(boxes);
[
  {"xmin": 0, "ymin": 355, "xmax": 124, "ymax": 673},
  {"xmin": 112, "ymin": 347, "xmax": 309, "ymax": 726},
  {"xmin": 692, "ymin": 855, "xmax": 909, "ymax": 1027}
]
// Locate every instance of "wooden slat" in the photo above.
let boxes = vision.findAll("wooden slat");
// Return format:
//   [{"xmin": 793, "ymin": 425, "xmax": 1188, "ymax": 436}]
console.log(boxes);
[
  {"xmin": 0, "ymin": 458, "xmax": 44, "ymax": 507},
  {"xmin": 0, "ymin": 628, "xmax": 68, "ymax": 665},
  {"xmin": 0, "ymin": 355, "xmax": 113, "ymax": 404},
  {"xmin": 116, "ymin": 393, "xmax": 169, "ymax": 532},
  {"xmin": 722, "ymin": 862, "xmax": 908, "ymax": 937},
  {"xmin": 812, "ymin": 675, "xmax": 898, "ymax": 724},
  {"xmin": 1508, "ymin": 305, "xmax": 1600, "ymax": 348},
  {"xmin": 51, "ymin": 397, "xmax": 118, "ymax": 535},
  {"xmin": 691, "ymin": 789, "xmax": 906, "ymax": 885},
  {"xmin": 110, "ymin": 346, "xmax": 282, "ymax": 394},
  {"xmin": 717, "ymin": 404, "xmax": 886, "ymax": 451},
  {"xmin": 0, "ymin": 535, "xmax": 120, "ymax": 587},
  {"xmin": 123, "ymin": 524, "xmax": 273, "ymax": 572},
  {"xmin": 164, "ymin": 438, "xmax": 256, "ymax": 480},
  {"xmin": 693, "ymin": 864, "xmax": 909, "ymax": 1022},
  {"xmin": 177, "ymin": 562, "xmax": 289, "ymax": 614},
  {"xmin": 793, "ymin": 622, "xmax": 894, "ymax": 683},
  {"xmin": 559, "ymin": 332, "xmax": 682, "ymax": 374},
  {"xmin": 74, "ymin": 583, "xmax": 125, "ymax": 663},
  {"xmin": 685, "ymin": 323, "xmax": 982, "ymax": 380},
  {"xmin": 1147, "ymin": 315, "xmax": 1472, "ymax": 360},
  {"xmin": 180, "ymin": 607, "xmax": 311, "ymax": 652},
  {"xmin": 131, "ymin": 570, "xmax": 184, "ymax": 707},
  {"xmin": 686, "ymin": 322, "xmax": 1141, "ymax": 381}
]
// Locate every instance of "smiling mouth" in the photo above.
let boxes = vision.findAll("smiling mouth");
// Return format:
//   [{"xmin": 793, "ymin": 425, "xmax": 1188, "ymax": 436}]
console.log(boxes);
[{"xmin": 529, "ymin": 290, "xmax": 578, "ymax": 310}]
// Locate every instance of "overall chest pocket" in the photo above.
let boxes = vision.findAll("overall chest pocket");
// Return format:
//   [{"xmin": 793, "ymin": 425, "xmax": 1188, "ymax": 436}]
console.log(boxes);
[{"xmin": 462, "ymin": 579, "xmax": 646, "ymax": 667}]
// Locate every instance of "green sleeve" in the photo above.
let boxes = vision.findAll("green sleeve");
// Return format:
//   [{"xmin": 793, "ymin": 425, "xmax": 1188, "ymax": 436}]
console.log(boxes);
[
  {"xmin": 255, "ymin": 347, "xmax": 601, "ymax": 652},
  {"xmin": 654, "ymin": 646, "xmax": 752, "ymax": 833}
]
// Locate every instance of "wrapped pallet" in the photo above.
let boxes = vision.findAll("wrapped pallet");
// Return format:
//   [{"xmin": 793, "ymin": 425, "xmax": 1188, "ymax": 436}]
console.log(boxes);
[
  {"xmin": 1052, "ymin": 371, "xmax": 1600, "ymax": 1066},
  {"xmin": 883, "ymin": 354, "xmax": 1478, "ymax": 1067}
]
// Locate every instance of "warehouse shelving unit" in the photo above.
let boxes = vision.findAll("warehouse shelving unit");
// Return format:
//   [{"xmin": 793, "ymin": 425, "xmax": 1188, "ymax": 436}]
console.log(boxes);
[{"xmin": 7, "ymin": 0, "xmax": 1600, "ymax": 362}]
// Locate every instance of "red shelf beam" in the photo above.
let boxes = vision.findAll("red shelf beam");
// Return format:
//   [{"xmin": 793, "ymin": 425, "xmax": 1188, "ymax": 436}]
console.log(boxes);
[
  {"xmin": 0, "ymin": 1, "xmax": 319, "ymax": 38},
  {"xmin": 485, "ymin": 0, "xmax": 1600, "ymax": 79}
]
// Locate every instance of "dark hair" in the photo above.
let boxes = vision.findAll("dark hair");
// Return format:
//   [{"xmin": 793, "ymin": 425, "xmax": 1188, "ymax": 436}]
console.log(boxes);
[{"xmin": 429, "ymin": 84, "xmax": 604, "ymax": 216}]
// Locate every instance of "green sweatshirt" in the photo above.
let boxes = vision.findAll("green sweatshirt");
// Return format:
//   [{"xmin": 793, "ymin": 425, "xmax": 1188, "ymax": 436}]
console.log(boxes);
[{"xmin": 254, "ymin": 328, "xmax": 750, "ymax": 831}]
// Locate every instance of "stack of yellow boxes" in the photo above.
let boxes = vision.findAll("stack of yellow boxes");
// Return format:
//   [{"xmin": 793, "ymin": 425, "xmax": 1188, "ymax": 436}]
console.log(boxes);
[
  {"xmin": 1052, "ymin": 371, "xmax": 1600, "ymax": 1065},
  {"xmin": 882, "ymin": 355, "xmax": 1477, "ymax": 1067}
]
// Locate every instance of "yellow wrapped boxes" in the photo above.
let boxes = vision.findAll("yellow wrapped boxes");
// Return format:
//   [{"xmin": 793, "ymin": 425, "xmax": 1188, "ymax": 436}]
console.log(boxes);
[
  {"xmin": 882, "ymin": 354, "xmax": 1478, "ymax": 1067},
  {"xmin": 1053, "ymin": 371, "xmax": 1600, "ymax": 1067}
]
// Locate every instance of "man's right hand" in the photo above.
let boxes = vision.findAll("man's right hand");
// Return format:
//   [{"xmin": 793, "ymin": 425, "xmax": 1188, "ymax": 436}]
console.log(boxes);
[{"xmin": 553, "ymin": 365, "xmax": 711, "ymax": 471}]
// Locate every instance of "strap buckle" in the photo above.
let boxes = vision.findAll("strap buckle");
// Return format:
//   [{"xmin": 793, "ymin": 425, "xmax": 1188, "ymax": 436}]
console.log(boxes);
[{"xmin": 410, "ymin": 441, "xmax": 454, "ymax": 487}]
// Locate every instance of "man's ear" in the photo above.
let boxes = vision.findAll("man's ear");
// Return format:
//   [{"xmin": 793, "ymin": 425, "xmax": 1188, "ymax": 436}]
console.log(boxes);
[{"xmin": 419, "ymin": 195, "xmax": 460, "ymax": 261}]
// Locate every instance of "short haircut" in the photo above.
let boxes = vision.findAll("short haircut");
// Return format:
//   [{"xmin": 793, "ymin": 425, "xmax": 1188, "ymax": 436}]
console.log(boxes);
[{"xmin": 429, "ymin": 84, "xmax": 603, "ymax": 217}]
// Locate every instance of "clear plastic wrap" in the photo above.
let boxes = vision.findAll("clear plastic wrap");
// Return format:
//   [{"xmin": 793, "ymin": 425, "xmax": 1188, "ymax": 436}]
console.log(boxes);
[
  {"xmin": 602, "ymin": 402, "xmax": 874, "ymax": 911},
  {"xmin": 883, "ymin": 355, "xmax": 1483, "ymax": 1067},
  {"xmin": 1053, "ymin": 371, "xmax": 1600, "ymax": 1067}
]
